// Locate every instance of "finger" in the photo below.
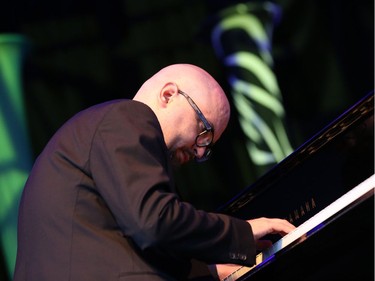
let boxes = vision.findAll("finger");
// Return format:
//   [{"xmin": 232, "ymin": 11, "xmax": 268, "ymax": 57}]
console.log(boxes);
[{"xmin": 272, "ymin": 219, "xmax": 296, "ymax": 235}]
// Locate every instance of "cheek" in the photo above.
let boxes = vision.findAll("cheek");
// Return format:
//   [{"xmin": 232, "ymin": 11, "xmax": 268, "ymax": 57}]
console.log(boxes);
[
  {"xmin": 176, "ymin": 121, "xmax": 196, "ymax": 142},
  {"xmin": 184, "ymin": 128, "xmax": 198, "ymax": 147},
  {"xmin": 177, "ymin": 135, "xmax": 195, "ymax": 148},
  {"xmin": 174, "ymin": 130, "xmax": 196, "ymax": 150}
]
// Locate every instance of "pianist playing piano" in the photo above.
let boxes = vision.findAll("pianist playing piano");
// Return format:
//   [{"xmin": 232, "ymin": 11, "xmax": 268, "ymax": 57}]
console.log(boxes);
[{"xmin": 13, "ymin": 63, "xmax": 295, "ymax": 281}]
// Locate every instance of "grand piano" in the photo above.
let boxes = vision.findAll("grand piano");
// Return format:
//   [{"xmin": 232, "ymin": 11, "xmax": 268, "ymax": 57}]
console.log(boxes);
[{"xmin": 217, "ymin": 92, "xmax": 374, "ymax": 281}]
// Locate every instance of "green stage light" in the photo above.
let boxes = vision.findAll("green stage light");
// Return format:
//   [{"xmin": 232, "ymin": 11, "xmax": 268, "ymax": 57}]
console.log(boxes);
[{"xmin": 0, "ymin": 33, "xmax": 32, "ymax": 280}]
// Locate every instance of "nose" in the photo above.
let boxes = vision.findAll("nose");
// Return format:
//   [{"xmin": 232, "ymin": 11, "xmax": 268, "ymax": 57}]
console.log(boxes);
[{"xmin": 194, "ymin": 146, "xmax": 207, "ymax": 159}]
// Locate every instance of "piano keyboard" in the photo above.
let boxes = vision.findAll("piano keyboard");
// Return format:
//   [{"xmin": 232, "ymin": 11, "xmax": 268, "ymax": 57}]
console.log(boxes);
[{"xmin": 223, "ymin": 173, "xmax": 375, "ymax": 281}]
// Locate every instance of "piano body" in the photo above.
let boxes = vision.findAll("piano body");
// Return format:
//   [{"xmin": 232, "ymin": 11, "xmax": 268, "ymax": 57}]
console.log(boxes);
[{"xmin": 218, "ymin": 92, "xmax": 374, "ymax": 281}]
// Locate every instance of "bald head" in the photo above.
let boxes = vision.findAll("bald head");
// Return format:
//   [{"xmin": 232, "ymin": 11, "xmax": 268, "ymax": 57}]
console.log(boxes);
[{"xmin": 133, "ymin": 64, "xmax": 230, "ymax": 163}]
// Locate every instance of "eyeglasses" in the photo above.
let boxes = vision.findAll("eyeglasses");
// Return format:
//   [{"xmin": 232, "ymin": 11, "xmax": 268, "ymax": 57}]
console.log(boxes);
[{"xmin": 178, "ymin": 89, "xmax": 214, "ymax": 162}]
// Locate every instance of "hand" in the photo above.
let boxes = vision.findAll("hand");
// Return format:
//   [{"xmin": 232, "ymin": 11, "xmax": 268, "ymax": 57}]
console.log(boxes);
[
  {"xmin": 211, "ymin": 218, "xmax": 295, "ymax": 280},
  {"xmin": 247, "ymin": 217, "xmax": 296, "ymax": 241}
]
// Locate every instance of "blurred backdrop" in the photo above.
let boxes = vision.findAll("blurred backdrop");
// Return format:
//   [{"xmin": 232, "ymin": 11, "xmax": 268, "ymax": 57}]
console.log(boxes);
[{"xmin": 0, "ymin": 0, "xmax": 373, "ymax": 279}]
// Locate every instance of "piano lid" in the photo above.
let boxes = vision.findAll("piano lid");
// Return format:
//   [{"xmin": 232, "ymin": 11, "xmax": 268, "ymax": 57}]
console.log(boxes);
[
  {"xmin": 222, "ymin": 174, "xmax": 375, "ymax": 281},
  {"xmin": 217, "ymin": 91, "xmax": 374, "ymax": 227},
  {"xmin": 218, "ymin": 91, "xmax": 374, "ymax": 281}
]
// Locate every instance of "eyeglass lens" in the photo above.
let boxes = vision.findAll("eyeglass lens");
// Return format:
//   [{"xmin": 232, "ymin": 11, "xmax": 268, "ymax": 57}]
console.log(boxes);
[{"xmin": 196, "ymin": 131, "xmax": 213, "ymax": 147}]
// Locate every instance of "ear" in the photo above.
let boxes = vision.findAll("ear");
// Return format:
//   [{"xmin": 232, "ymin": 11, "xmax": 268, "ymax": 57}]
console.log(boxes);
[{"xmin": 159, "ymin": 82, "xmax": 179, "ymax": 107}]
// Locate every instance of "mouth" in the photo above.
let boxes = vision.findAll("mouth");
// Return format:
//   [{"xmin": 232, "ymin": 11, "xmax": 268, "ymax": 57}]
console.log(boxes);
[
  {"xmin": 179, "ymin": 151, "xmax": 190, "ymax": 164},
  {"xmin": 173, "ymin": 149, "xmax": 194, "ymax": 165}
]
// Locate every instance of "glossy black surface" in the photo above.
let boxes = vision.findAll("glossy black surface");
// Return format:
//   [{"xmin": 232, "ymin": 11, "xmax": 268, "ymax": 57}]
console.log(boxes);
[
  {"xmin": 219, "ymin": 92, "xmax": 374, "ymax": 227},
  {"xmin": 219, "ymin": 92, "xmax": 374, "ymax": 281}
]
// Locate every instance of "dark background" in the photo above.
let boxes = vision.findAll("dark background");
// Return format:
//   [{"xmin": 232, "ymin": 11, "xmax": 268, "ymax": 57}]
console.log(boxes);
[{"xmin": 1, "ymin": 0, "xmax": 373, "ymax": 279}]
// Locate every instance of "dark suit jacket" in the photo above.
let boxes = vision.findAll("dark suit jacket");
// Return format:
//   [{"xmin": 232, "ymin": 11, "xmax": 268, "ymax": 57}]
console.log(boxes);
[{"xmin": 13, "ymin": 100, "xmax": 255, "ymax": 281}]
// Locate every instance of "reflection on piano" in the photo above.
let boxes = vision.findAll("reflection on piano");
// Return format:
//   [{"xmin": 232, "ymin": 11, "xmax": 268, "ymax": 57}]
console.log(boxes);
[{"xmin": 218, "ymin": 92, "xmax": 374, "ymax": 281}]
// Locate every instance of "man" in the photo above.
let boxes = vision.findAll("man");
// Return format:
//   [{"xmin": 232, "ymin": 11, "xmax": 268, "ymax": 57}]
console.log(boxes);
[{"xmin": 13, "ymin": 64, "xmax": 295, "ymax": 281}]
